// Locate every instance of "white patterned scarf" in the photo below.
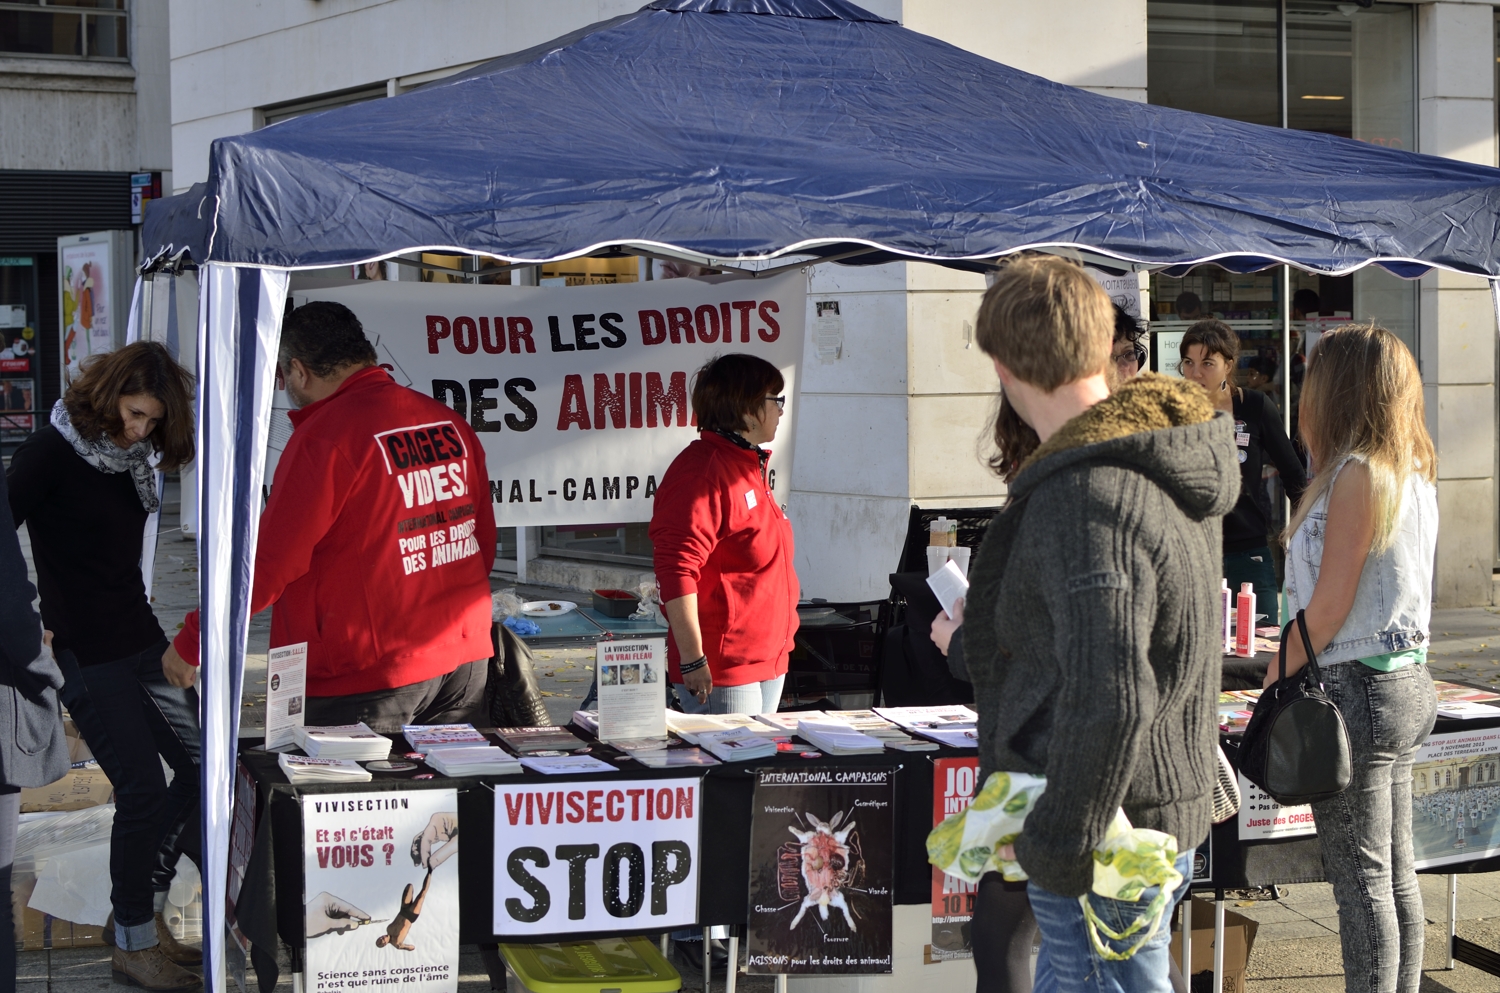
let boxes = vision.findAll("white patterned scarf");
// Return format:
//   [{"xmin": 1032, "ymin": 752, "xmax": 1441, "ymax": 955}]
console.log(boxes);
[{"xmin": 50, "ymin": 400, "xmax": 159, "ymax": 513}]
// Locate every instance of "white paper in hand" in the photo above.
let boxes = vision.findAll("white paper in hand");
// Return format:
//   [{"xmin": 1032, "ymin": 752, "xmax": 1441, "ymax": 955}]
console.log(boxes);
[{"xmin": 926, "ymin": 559, "xmax": 969, "ymax": 618}]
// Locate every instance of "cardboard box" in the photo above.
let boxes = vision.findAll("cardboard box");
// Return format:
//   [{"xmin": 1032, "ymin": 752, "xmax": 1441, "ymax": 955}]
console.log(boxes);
[
  {"xmin": 1169, "ymin": 898, "xmax": 1259, "ymax": 993},
  {"xmin": 19, "ymin": 766, "xmax": 112, "ymax": 813},
  {"xmin": 10, "ymin": 874, "xmax": 106, "ymax": 950}
]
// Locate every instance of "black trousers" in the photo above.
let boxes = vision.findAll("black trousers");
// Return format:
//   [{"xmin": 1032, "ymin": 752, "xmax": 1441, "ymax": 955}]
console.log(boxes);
[{"xmin": 304, "ymin": 659, "xmax": 487, "ymax": 733}]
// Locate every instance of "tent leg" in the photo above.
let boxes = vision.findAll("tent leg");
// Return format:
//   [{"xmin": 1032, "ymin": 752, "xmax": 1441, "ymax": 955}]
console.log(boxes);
[
  {"xmin": 725, "ymin": 934, "xmax": 738, "ymax": 993},
  {"xmin": 1213, "ymin": 890, "xmax": 1225, "ymax": 993},
  {"xmin": 1181, "ymin": 895, "xmax": 1192, "ymax": 981},
  {"xmin": 1450, "ymin": 873, "xmax": 1459, "ymax": 969},
  {"xmin": 516, "ymin": 526, "xmax": 528, "ymax": 583},
  {"xmin": 703, "ymin": 926, "xmax": 712, "ymax": 992}
]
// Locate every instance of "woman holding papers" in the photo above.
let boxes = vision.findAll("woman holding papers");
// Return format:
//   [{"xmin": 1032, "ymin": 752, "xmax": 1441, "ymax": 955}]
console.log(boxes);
[
  {"xmin": 650, "ymin": 354, "xmax": 799, "ymax": 716},
  {"xmin": 7, "ymin": 343, "xmax": 202, "ymax": 990}
]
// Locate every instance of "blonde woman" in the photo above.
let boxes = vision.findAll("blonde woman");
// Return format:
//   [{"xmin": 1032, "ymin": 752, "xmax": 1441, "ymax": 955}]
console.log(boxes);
[{"xmin": 1267, "ymin": 325, "xmax": 1437, "ymax": 993}]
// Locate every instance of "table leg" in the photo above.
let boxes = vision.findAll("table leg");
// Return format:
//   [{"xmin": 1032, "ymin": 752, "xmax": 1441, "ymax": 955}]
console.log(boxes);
[
  {"xmin": 1181, "ymin": 896, "xmax": 1192, "ymax": 981},
  {"xmin": 293, "ymin": 973, "xmax": 304, "ymax": 993},
  {"xmin": 1213, "ymin": 890, "xmax": 1226, "ymax": 993},
  {"xmin": 1449, "ymin": 873, "xmax": 1459, "ymax": 970},
  {"xmin": 775, "ymin": 975, "xmax": 787, "ymax": 993},
  {"xmin": 704, "ymin": 926, "xmax": 712, "ymax": 992},
  {"xmin": 726, "ymin": 934, "xmax": 738, "ymax": 993}
]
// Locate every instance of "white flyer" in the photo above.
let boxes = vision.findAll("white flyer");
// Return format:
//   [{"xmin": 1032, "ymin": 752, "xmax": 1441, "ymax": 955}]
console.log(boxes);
[
  {"xmin": 265, "ymin": 642, "xmax": 307, "ymax": 751},
  {"xmin": 492, "ymin": 777, "xmax": 701, "ymax": 936},
  {"xmin": 595, "ymin": 638, "xmax": 666, "ymax": 742},
  {"xmin": 1236, "ymin": 772, "xmax": 1316, "ymax": 840},
  {"xmin": 302, "ymin": 789, "xmax": 460, "ymax": 993}
]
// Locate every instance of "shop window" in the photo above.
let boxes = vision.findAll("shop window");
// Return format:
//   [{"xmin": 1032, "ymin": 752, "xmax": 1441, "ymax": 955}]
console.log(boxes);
[
  {"xmin": 0, "ymin": 257, "xmax": 39, "ymax": 448},
  {"xmin": 0, "ymin": 0, "xmax": 127, "ymax": 61},
  {"xmin": 1148, "ymin": 0, "xmax": 1282, "ymax": 127},
  {"xmin": 541, "ymin": 523, "xmax": 653, "ymax": 566}
]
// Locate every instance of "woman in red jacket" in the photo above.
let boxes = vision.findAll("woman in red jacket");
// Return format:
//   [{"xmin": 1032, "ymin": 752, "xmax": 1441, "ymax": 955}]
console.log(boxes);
[{"xmin": 650, "ymin": 354, "xmax": 799, "ymax": 715}]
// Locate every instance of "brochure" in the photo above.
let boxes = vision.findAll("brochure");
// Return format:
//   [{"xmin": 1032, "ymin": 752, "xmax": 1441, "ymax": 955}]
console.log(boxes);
[
  {"xmin": 519, "ymin": 754, "xmax": 619, "ymax": 775},
  {"xmin": 264, "ymin": 642, "xmax": 308, "ymax": 751},
  {"xmin": 402, "ymin": 724, "xmax": 487, "ymax": 752},
  {"xmin": 595, "ymin": 638, "xmax": 667, "ymax": 742},
  {"xmin": 496, "ymin": 727, "xmax": 590, "ymax": 754},
  {"xmin": 926, "ymin": 559, "xmax": 969, "ymax": 618}
]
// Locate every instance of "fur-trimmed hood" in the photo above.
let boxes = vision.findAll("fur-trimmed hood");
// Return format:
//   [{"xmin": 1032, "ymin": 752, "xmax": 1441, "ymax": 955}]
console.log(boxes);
[{"xmin": 1009, "ymin": 373, "xmax": 1239, "ymax": 521}]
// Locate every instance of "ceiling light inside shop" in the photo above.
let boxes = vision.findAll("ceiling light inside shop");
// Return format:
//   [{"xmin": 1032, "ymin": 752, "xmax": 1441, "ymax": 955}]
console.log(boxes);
[{"xmin": 1301, "ymin": 95, "xmax": 1346, "ymax": 100}]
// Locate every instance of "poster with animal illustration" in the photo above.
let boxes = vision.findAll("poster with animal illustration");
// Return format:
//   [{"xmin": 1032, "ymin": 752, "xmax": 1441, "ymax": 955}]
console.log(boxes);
[
  {"xmin": 302, "ymin": 789, "xmax": 459, "ymax": 993},
  {"xmin": 746, "ymin": 767, "xmax": 894, "ymax": 975}
]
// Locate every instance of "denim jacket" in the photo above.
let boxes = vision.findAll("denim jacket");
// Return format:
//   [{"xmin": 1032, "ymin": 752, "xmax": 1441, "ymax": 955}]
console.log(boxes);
[{"xmin": 1285, "ymin": 456, "xmax": 1437, "ymax": 665}]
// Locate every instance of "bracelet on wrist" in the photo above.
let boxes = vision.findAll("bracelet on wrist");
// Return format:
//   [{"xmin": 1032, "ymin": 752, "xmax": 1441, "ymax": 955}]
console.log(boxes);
[{"xmin": 679, "ymin": 655, "xmax": 708, "ymax": 675}]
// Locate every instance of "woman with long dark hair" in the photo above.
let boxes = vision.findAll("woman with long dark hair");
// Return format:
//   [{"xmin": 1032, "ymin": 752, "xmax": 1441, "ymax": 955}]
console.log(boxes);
[{"xmin": 8, "ymin": 341, "xmax": 201, "ymax": 990}]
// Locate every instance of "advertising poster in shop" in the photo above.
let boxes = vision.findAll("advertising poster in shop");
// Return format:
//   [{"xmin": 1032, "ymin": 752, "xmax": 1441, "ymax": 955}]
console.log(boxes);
[
  {"xmin": 491, "ymin": 777, "xmax": 701, "ymax": 936},
  {"xmin": 929, "ymin": 757, "xmax": 978, "ymax": 963},
  {"xmin": 59, "ymin": 242, "xmax": 112, "ymax": 386},
  {"xmin": 302, "ymin": 790, "xmax": 460, "ymax": 993},
  {"xmin": 747, "ymin": 767, "xmax": 894, "ymax": 976},
  {"xmin": 1237, "ymin": 773, "xmax": 1316, "ymax": 841},
  {"xmin": 1413, "ymin": 728, "xmax": 1500, "ymax": 869},
  {"xmin": 300, "ymin": 276, "xmax": 806, "ymax": 528}
]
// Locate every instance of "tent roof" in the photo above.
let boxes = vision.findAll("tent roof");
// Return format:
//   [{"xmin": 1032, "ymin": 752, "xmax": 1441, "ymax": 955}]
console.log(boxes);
[{"xmin": 143, "ymin": 0, "xmax": 1500, "ymax": 278}]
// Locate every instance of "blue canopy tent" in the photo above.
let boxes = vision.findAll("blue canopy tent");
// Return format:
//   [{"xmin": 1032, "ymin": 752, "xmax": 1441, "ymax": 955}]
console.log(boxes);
[{"xmin": 137, "ymin": 1, "xmax": 1500, "ymax": 988}]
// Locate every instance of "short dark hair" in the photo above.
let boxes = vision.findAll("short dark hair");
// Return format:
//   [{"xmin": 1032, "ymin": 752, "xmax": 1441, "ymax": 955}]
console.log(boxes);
[
  {"xmin": 1175, "ymin": 291, "xmax": 1202, "ymax": 316},
  {"xmin": 1180, "ymin": 319, "xmax": 1240, "ymax": 369},
  {"xmin": 1292, "ymin": 288, "xmax": 1321, "ymax": 315},
  {"xmin": 63, "ymin": 341, "xmax": 195, "ymax": 471},
  {"xmin": 1112, "ymin": 304, "xmax": 1144, "ymax": 345},
  {"xmin": 1247, "ymin": 356, "xmax": 1278, "ymax": 379},
  {"xmin": 280, "ymin": 301, "xmax": 377, "ymax": 378},
  {"xmin": 690, "ymin": 354, "xmax": 784, "ymax": 434}
]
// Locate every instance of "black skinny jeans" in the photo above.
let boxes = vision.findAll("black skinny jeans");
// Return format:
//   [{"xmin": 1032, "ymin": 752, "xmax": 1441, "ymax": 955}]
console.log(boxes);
[{"xmin": 57, "ymin": 638, "xmax": 200, "ymax": 932}]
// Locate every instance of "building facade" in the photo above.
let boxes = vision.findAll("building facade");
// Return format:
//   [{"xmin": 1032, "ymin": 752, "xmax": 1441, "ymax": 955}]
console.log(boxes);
[
  {"xmin": 0, "ymin": 0, "xmax": 172, "ymax": 437},
  {"xmin": 167, "ymin": 0, "xmax": 1500, "ymax": 605}
]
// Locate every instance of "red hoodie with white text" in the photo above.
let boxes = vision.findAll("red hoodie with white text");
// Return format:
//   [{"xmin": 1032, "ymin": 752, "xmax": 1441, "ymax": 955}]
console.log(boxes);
[{"xmin": 175, "ymin": 367, "xmax": 496, "ymax": 695}]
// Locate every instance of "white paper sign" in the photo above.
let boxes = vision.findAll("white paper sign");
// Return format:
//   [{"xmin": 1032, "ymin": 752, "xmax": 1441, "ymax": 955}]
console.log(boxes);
[
  {"xmin": 303, "ymin": 790, "xmax": 460, "ymax": 993},
  {"xmin": 1236, "ymin": 772, "xmax": 1316, "ymax": 840},
  {"xmin": 265, "ymin": 642, "xmax": 308, "ymax": 750},
  {"xmin": 302, "ymin": 276, "xmax": 807, "ymax": 528},
  {"xmin": 596, "ymin": 639, "xmax": 666, "ymax": 742},
  {"xmin": 492, "ymin": 777, "xmax": 700, "ymax": 936}
]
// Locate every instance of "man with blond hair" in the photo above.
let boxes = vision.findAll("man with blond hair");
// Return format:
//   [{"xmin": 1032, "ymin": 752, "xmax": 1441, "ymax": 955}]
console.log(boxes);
[{"xmin": 934, "ymin": 256, "xmax": 1238, "ymax": 991}]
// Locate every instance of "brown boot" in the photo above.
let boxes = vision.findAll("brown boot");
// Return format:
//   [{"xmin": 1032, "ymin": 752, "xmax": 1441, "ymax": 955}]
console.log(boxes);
[
  {"xmin": 111, "ymin": 945, "xmax": 202, "ymax": 990},
  {"xmin": 155, "ymin": 913, "xmax": 202, "ymax": 966}
]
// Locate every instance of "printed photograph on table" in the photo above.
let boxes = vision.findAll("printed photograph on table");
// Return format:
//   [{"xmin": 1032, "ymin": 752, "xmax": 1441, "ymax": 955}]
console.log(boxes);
[
  {"xmin": 302, "ymin": 789, "xmax": 460, "ymax": 993},
  {"xmin": 1413, "ymin": 729, "xmax": 1500, "ymax": 869},
  {"xmin": 929, "ymin": 757, "xmax": 979, "ymax": 963},
  {"xmin": 747, "ymin": 767, "xmax": 895, "ymax": 975}
]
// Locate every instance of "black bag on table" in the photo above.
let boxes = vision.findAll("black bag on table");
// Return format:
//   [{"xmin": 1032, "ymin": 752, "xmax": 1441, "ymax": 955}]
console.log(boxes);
[{"xmin": 1238, "ymin": 609, "xmax": 1352, "ymax": 807}]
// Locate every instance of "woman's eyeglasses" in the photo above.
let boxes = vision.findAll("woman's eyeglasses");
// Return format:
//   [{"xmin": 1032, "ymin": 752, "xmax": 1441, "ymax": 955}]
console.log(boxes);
[{"xmin": 765, "ymin": 395, "xmax": 786, "ymax": 411}]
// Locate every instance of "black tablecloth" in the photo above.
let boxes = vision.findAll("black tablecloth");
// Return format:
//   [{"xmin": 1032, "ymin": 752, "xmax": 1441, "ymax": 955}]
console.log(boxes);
[
  {"xmin": 1197, "ymin": 711, "xmax": 1500, "ymax": 891},
  {"xmin": 233, "ymin": 731, "xmax": 967, "ymax": 982}
]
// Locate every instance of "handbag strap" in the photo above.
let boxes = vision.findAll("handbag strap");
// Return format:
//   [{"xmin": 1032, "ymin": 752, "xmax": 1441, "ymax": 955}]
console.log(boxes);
[
  {"xmin": 1275, "ymin": 610, "xmax": 1321, "ymax": 690},
  {"xmin": 1294, "ymin": 608, "xmax": 1323, "ymax": 686}
]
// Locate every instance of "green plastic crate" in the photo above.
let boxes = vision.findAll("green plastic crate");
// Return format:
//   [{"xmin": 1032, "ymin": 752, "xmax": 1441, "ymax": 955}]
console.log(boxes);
[{"xmin": 499, "ymin": 936, "xmax": 682, "ymax": 993}]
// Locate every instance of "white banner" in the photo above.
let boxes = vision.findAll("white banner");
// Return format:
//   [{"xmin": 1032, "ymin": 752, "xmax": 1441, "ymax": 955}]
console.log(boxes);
[
  {"xmin": 300, "ymin": 276, "xmax": 807, "ymax": 528},
  {"xmin": 1236, "ymin": 772, "xmax": 1316, "ymax": 841},
  {"xmin": 492, "ymin": 777, "xmax": 701, "ymax": 936},
  {"xmin": 302, "ymin": 790, "xmax": 460, "ymax": 993}
]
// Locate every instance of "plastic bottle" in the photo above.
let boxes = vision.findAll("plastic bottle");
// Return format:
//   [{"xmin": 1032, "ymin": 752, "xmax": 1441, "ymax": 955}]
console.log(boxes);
[
  {"xmin": 1235, "ymin": 583, "xmax": 1256, "ymax": 658},
  {"xmin": 1221, "ymin": 579, "xmax": 1233, "ymax": 654}
]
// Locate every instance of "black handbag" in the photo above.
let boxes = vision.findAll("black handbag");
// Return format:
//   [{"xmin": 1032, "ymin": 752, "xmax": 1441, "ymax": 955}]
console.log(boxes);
[{"xmin": 1237, "ymin": 609, "xmax": 1352, "ymax": 806}]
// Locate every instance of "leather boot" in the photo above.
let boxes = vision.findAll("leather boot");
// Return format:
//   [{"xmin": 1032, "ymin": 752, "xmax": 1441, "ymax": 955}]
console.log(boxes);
[
  {"xmin": 111, "ymin": 945, "xmax": 202, "ymax": 990},
  {"xmin": 155, "ymin": 912, "xmax": 202, "ymax": 966}
]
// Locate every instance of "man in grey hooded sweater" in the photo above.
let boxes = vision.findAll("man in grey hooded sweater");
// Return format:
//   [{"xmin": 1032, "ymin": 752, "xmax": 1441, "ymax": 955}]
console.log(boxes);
[{"xmin": 939, "ymin": 257, "xmax": 1238, "ymax": 992}]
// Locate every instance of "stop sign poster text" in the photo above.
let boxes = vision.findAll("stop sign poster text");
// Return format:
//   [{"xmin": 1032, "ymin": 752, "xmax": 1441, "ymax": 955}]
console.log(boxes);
[
  {"xmin": 492, "ymin": 777, "xmax": 701, "ymax": 936},
  {"xmin": 301, "ymin": 275, "xmax": 806, "ymax": 528}
]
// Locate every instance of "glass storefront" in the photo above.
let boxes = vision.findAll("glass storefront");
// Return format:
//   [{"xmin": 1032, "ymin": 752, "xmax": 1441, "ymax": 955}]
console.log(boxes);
[
  {"xmin": 1148, "ymin": 1, "xmax": 1419, "ymax": 363},
  {"xmin": 0, "ymin": 257, "xmax": 40, "ymax": 446}
]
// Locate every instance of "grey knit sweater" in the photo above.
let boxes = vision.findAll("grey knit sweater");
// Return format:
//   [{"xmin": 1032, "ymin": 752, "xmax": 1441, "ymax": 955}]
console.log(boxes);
[{"xmin": 963, "ymin": 374, "xmax": 1238, "ymax": 897}]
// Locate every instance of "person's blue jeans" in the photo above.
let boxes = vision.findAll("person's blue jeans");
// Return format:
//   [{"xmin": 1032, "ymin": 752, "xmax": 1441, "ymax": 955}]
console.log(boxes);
[
  {"xmin": 1311, "ymin": 662, "xmax": 1436, "ymax": 993},
  {"xmin": 1027, "ymin": 850, "xmax": 1192, "ymax": 993},
  {"xmin": 672, "ymin": 674, "xmax": 785, "ymax": 716},
  {"xmin": 57, "ymin": 639, "xmax": 200, "ymax": 950}
]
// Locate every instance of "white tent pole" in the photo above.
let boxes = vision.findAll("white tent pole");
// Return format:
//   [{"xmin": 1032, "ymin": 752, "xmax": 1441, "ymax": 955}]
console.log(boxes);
[{"xmin": 198, "ymin": 263, "xmax": 288, "ymax": 993}]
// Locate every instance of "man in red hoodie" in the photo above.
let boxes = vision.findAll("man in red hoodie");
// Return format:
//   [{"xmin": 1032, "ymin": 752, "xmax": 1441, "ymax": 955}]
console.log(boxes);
[{"xmin": 166, "ymin": 302, "xmax": 497, "ymax": 730}]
